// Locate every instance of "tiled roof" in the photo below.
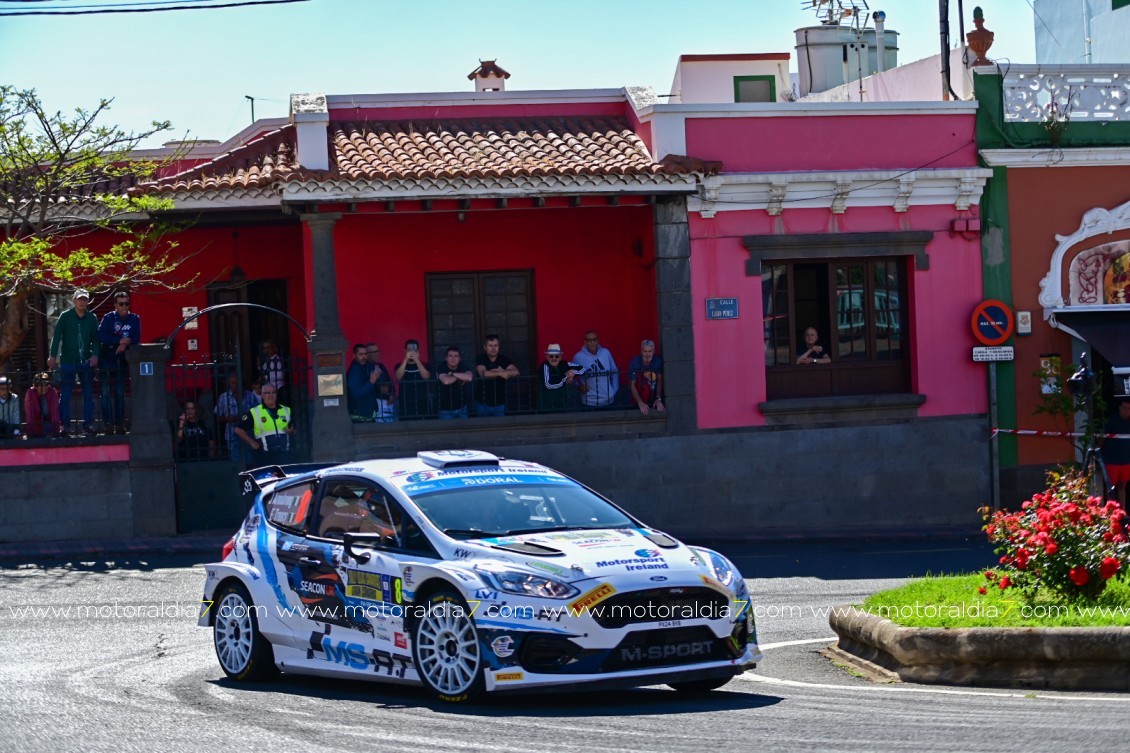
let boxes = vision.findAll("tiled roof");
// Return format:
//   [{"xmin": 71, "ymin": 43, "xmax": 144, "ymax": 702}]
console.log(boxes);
[
  {"xmin": 329, "ymin": 118, "xmax": 689, "ymax": 181},
  {"xmin": 139, "ymin": 125, "xmax": 300, "ymax": 195},
  {"xmin": 468, "ymin": 60, "xmax": 511, "ymax": 80},
  {"xmin": 139, "ymin": 117, "xmax": 708, "ymax": 196}
]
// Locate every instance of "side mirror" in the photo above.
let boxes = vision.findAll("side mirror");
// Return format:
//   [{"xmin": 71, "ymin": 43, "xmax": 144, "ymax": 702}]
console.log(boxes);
[{"xmin": 342, "ymin": 532, "xmax": 383, "ymax": 563}]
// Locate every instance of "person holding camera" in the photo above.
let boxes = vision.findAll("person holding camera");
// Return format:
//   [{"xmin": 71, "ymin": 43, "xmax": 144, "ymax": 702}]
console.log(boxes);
[
  {"xmin": 796, "ymin": 326, "xmax": 831, "ymax": 364},
  {"xmin": 395, "ymin": 339, "xmax": 432, "ymax": 420}
]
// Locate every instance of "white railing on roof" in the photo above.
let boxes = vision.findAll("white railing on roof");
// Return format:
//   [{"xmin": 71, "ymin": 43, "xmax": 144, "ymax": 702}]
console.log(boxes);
[{"xmin": 1002, "ymin": 65, "xmax": 1130, "ymax": 122}]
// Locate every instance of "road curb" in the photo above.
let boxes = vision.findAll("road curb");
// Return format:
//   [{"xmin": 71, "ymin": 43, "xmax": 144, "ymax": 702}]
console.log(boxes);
[
  {"xmin": 0, "ymin": 535, "xmax": 228, "ymax": 564},
  {"xmin": 828, "ymin": 604, "xmax": 1130, "ymax": 691}
]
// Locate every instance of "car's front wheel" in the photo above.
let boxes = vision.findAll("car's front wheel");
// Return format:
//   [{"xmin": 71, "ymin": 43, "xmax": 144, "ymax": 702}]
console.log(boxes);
[
  {"xmin": 213, "ymin": 581, "xmax": 278, "ymax": 681},
  {"xmin": 411, "ymin": 589, "xmax": 485, "ymax": 703}
]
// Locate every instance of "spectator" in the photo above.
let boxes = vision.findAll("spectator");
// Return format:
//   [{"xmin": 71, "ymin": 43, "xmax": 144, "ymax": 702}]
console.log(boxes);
[
  {"xmin": 47, "ymin": 288, "xmax": 99, "ymax": 434},
  {"xmin": 395, "ymin": 339, "xmax": 432, "ymax": 420},
  {"xmin": 0, "ymin": 376, "xmax": 21, "ymax": 438},
  {"xmin": 176, "ymin": 401, "xmax": 214, "ymax": 461},
  {"xmin": 24, "ymin": 372, "xmax": 62, "ymax": 437},
  {"xmin": 366, "ymin": 344, "xmax": 396, "ymax": 422},
  {"xmin": 97, "ymin": 290, "xmax": 140, "ymax": 434},
  {"xmin": 1102, "ymin": 397, "xmax": 1130, "ymax": 509},
  {"xmin": 474, "ymin": 334, "xmax": 518, "ymax": 417},
  {"xmin": 573, "ymin": 331, "xmax": 619, "ymax": 408},
  {"xmin": 538, "ymin": 344, "xmax": 579, "ymax": 413},
  {"xmin": 436, "ymin": 346, "xmax": 473, "ymax": 419},
  {"xmin": 259, "ymin": 340, "xmax": 287, "ymax": 403},
  {"xmin": 234, "ymin": 384, "xmax": 295, "ymax": 465},
  {"xmin": 248, "ymin": 377, "xmax": 264, "ymax": 408},
  {"xmin": 346, "ymin": 343, "xmax": 377, "ymax": 422},
  {"xmin": 628, "ymin": 339, "xmax": 665, "ymax": 415},
  {"xmin": 796, "ymin": 327, "xmax": 831, "ymax": 364},
  {"xmin": 216, "ymin": 373, "xmax": 255, "ymax": 462}
]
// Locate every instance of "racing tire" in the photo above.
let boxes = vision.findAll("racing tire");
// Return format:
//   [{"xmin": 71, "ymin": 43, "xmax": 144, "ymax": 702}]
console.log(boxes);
[
  {"xmin": 411, "ymin": 589, "xmax": 485, "ymax": 703},
  {"xmin": 213, "ymin": 581, "xmax": 278, "ymax": 682},
  {"xmin": 668, "ymin": 676, "xmax": 733, "ymax": 694}
]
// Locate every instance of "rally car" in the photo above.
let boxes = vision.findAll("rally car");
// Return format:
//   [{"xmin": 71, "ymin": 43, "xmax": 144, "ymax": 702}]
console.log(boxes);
[{"xmin": 199, "ymin": 450, "xmax": 761, "ymax": 702}]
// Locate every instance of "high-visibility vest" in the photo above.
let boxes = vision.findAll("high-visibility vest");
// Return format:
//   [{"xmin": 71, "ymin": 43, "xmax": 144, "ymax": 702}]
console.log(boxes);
[{"xmin": 250, "ymin": 404, "xmax": 291, "ymax": 448}]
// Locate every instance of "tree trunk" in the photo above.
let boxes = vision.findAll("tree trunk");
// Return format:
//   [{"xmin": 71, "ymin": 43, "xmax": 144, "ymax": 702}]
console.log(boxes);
[{"xmin": 0, "ymin": 290, "xmax": 32, "ymax": 368}]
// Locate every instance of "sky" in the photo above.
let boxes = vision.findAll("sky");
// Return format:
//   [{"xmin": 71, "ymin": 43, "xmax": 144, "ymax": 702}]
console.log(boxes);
[{"xmin": 0, "ymin": 0, "xmax": 1040, "ymax": 148}]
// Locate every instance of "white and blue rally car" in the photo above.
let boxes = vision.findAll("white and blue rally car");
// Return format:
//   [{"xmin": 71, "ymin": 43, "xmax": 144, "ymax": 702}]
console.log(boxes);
[{"xmin": 198, "ymin": 450, "xmax": 761, "ymax": 702}]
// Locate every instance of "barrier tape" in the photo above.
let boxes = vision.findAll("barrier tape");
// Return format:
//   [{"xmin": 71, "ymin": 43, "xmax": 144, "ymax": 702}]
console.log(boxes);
[{"xmin": 991, "ymin": 428, "xmax": 1130, "ymax": 439}]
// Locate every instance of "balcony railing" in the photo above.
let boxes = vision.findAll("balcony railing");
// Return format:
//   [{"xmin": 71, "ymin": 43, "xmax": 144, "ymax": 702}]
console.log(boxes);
[{"xmin": 1001, "ymin": 65, "xmax": 1130, "ymax": 122}]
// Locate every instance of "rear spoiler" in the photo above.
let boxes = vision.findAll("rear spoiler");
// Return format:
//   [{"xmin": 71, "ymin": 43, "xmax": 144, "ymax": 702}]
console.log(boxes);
[{"xmin": 240, "ymin": 462, "xmax": 339, "ymax": 504}]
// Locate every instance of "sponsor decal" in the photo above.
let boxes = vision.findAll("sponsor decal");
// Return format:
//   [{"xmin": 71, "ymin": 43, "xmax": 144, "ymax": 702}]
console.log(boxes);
[
  {"xmin": 310, "ymin": 629, "xmax": 411, "ymax": 677},
  {"xmin": 619, "ymin": 641, "xmax": 714, "ymax": 664},
  {"xmin": 403, "ymin": 473, "xmax": 570, "ymax": 495},
  {"xmin": 491, "ymin": 635, "xmax": 515, "ymax": 657},
  {"xmin": 594, "ymin": 556, "xmax": 669, "ymax": 572},
  {"xmin": 394, "ymin": 632, "xmax": 408, "ymax": 650},
  {"xmin": 454, "ymin": 548, "xmax": 474, "ymax": 559},
  {"xmin": 474, "ymin": 588, "xmax": 500, "ymax": 600},
  {"xmin": 535, "ymin": 607, "xmax": 564, "ymax": 623},
  {"xmin": 649, "ymin": 576, "xmax": 668, "ymax": 582},
  {"xmin": 524, "ymin": 560, "xmax": 570, "ymax": 577},
  {"xmin": 569, "ymin": 583, "xmax": 616, "ymax": 615},
  {"xmin": 700, "ymin": 575, "xmax": 730, "ymax": 595},
  {"xmin": 633, "ymin": 549, "xmax": 661, "ymax": 559},
  {"xmin": 298, "ymin": 579, "xmax": 335, "ymax": 597},
  {"xmin": 403, "ymin": 566, "xmax": 415, "ymax": 586},
  {"xmin": 344, "ymin": 569, "xmax": 394, "ymax": 603},
  {"xmin": 495, "ymin": 671, "xmax": 524, "ymax": 682}
]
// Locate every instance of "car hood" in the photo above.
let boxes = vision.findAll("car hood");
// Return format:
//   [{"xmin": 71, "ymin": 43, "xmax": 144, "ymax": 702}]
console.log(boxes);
[{"xmin": 470, "ymin": 527, "xmax": 708, "ymax": 582}]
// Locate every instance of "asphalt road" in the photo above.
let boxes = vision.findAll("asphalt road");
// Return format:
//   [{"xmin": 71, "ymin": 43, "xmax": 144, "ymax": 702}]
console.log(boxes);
[{"xmin": 2, "ymin": 538, "xmax": 1128, "ymax": 753}]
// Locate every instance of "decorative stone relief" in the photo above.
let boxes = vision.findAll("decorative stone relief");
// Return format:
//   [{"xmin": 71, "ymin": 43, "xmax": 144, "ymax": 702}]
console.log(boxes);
[
  {"xmin": 1039, "ymin": 198, "xmax": 1130, "ymax": 315},
  {"xmin": 290, "ymin": 93, "xmax": 328, "ymax": 114},
  {"xmin": 893, "ymin": 174, "xmax": 915, "ymax": 213}
]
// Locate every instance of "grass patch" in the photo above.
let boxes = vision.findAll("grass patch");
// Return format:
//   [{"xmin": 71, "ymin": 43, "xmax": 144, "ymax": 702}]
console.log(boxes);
[{"xmin": 860, "ymin": 574, "xmax": 1130, "ymax": 628}]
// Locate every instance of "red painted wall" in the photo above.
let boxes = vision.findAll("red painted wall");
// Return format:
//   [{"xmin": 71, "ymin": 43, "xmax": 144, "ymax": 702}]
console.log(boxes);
[
  {"xmin": 685, "ymin": 114, "xmax": 977, "ymax": 173},
  {"xmin": 1006, "ymin": 165, "xmax": 1130, "ymax": 466},
  {"xmin": 332, "ymin": 203, "xmax": 657, "ymax": 369}
]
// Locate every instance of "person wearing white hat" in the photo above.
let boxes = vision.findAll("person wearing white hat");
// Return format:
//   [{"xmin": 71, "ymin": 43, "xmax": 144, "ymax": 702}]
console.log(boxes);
[
  {"xmin": 538, "ymin": 343, "xmax": 579, "ymax": 413},
  {"xmin": 47, "ymin": 288, "xmax": 99, "ymax": 434}
]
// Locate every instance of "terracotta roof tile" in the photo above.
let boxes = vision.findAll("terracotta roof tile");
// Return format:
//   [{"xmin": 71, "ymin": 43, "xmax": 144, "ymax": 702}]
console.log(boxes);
[{"xmin": 138, "ymin": 116, "xmax": 703, "ymax": 196}]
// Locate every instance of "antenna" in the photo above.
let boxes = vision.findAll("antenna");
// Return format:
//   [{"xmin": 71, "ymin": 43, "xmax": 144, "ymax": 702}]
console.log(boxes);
[
  {"xmin": 245, "ymin": 95, "xmax": 255, "ymax": 123},
  {"xmin": 802, "ymin": 0, "xmax": 871, "ymax": 30}
]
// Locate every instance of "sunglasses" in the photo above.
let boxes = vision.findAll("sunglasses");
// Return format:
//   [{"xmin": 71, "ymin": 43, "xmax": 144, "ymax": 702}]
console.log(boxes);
[
  {"xmin": 585, "ymin": 337, "xmax": 598, "ymax": 342},
  {"xmin": 116, "ymin": 300, "xmax": 130, "ymax": 307},
  {"xmin": 547, "ymin": 355, "xmax": 561, "ymax": 359}
]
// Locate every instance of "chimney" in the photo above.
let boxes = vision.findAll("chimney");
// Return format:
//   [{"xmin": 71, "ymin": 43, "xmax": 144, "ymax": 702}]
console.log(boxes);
[
  {"xmin": 873, "ymin": 10, "xmax": 886, "ymax": 73},
  {"xmin": 468, "ymin": 60, "xmax": 510, "ymax": 92},
  {"xmin": 290, "ymin": 92, "xmax": 329, "ymax": 171}
]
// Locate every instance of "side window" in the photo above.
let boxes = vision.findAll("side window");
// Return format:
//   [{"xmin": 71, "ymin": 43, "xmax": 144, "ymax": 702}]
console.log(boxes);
[
  {"xmin": 311, "ymin": 479, "xmax": 436, "ymax": 557},
  {"xmin": 264, "ymin": 481, "xmax": 316, "ymax": 532},
  {"xmin": 383, "ymin": 497, "xmax": 438, "ymax": 557}
]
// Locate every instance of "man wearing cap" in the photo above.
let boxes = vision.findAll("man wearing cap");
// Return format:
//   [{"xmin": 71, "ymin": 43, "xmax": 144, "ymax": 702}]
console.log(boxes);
[
  {"xmin": 47, "ymin": 289, "xmax": 99, "ymax": 434},
  {"xmin": 538, "ymin": 344, "xmax": 579, "ymax": 413},
  {"xmin": 0, "ymin": 376, "xmax": 21, "ymax": 438},
  {"xmin": 1102, "ymin": 397, "xmax": 1130, "ymax": 509}
]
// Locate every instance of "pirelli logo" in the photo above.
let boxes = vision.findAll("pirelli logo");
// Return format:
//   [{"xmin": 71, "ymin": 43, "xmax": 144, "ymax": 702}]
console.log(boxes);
[
  {"xmin": 569, "ymin": 583, "xmax": 617, "ymax": 615},
  {"xmin": 495, "ymin": 672, "xmax": 524, "ymax": 682}
]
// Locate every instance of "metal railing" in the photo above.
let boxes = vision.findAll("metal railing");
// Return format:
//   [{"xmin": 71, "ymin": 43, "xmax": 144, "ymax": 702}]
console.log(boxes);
[
  {"xmin": 0, "ymin": 365, "xmax": 134, "ymax": 438},
  {"xmin": 352, "ymin": 369, "xmax": 633, "ymax": 422}
]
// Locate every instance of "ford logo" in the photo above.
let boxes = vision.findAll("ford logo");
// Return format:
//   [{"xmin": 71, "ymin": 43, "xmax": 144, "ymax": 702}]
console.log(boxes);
[{"xmin": 649, "ymin": 576, "xmax": 668, "ymax": 582}]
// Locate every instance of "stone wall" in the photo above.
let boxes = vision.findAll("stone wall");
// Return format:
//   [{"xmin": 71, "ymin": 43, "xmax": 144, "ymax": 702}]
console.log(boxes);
[{"xmin": 0, "ymin": 461, "xmax": 134, "ymax": 541}]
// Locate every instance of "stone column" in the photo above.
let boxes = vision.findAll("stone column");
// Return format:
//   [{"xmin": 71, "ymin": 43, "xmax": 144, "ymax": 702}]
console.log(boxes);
[
  {"xmin": 126, "ymin": 343, "xmax": 176, "ymax": 536},
  {"xmin": 301, "ymin": 212, "xmax": 356, "ymax": 462},
  {"xmin": 654, "ymin": 196, "xmax": 697, "ymax": 434}
]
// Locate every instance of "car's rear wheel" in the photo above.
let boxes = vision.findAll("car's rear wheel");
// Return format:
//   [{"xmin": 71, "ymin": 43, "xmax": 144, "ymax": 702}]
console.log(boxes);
[
  {"xmin": 412, "ymin": 589, "xmax": 485, "ymax": 703},
  {"xmin": 668, "ymin": 676, "xmax": 733, "ymax": 694},
  {"xmin": 213, "ymin": 581, "xmax": 278, "ymax": 681}
]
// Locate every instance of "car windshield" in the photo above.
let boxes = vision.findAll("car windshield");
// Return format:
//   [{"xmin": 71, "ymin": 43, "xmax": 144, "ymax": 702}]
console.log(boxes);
[{"xmin": 407, "ymin": 481, "xmax": 635, "ymax": 539}]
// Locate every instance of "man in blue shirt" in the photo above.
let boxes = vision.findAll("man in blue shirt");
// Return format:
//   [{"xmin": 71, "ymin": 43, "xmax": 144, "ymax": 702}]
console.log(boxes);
[{"xmin": 97, "ymin": 290, "xmax": 141, "ymax": 434}]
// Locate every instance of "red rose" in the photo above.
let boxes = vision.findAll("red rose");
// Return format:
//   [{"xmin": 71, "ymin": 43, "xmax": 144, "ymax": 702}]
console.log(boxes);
[
  {"xmin": 1069, "ymin": 566, "xmax": 1090, "ymax": 587},
  {"xmin": 1045, "ymin": 541, "xmax": 1059, "ymax": 555},
  {"xmin": 1100, "ymin": 557, "xmax": 1121, "ymax": 580},
  {"xmin": 984, "ymin": 570, "xmax": 997, "ymax": 581},
  {"xmin": 978, "ymin": 586, "xmax": 987, "ymax": 595},
  {"xmin": 999, "ymin": 576, "xmax": 1012, "ymax": 590}
]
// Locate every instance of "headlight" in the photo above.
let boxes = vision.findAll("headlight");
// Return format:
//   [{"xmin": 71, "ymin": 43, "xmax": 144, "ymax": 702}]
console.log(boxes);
[
  {"xmin": 476, "ymin": 568, "xmax": 579, "ymax": 599},
  {"xmin": 693, "ymin": 548, "xmax": 737, "ymax": 588}
]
